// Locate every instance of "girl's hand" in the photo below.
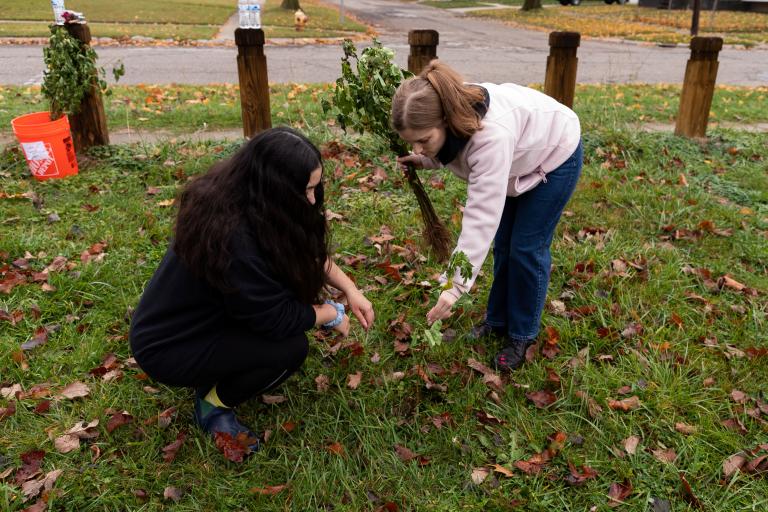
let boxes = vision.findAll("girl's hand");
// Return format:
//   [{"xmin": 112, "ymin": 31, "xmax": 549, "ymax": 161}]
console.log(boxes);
[
  {"xmin": 396, "ymin": 154, "xmax": 424, "ymax": 171},
  {"xmin": 426, "ymin": 290, "xmax": 458, "ymax": 325},
  {"xmin": 333, "ymin": 314, "xmax": 351, "ymax": 337},
  {"xmin": 346, "ymin": 290, "xmax": 374, "ymax": 331}
]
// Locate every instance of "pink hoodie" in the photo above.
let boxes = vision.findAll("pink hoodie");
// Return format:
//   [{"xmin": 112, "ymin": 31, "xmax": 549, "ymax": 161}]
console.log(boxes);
[{"xmin": 416, "ymin": 82, "xmax": 581, "ymax": 297}]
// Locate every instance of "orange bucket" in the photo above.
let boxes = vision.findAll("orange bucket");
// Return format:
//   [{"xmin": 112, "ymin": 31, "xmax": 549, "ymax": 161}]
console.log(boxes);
[{"xmin": 11, "ymin": 112, "xmax": 78, "ymax": 180}]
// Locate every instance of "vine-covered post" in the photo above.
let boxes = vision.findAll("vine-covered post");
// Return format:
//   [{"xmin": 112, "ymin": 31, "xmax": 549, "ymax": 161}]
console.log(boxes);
[
  {"xmin": 544, "ymin": 31, "xmax": 580, "ymax": 108},
  {"xmin": 235, "ymin": 28, "xmax": 271, "ymax": 138},
  {"xmin": 64, "ymin": 23, "xmax": 109, "ymax": 151},
  {"xmin": 675, "ymin": 36, "xmax": 723, "ymax": 139},
  {"xmin": 408, "ymin": 30, "xmax": 439, "ymax": 75}
]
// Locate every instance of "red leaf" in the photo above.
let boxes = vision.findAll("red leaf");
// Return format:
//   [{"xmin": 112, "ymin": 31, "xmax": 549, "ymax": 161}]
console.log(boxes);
[
  {"xmin": 475, "ymin": 410, "xmax": 505, "ymax": 425},
  {"xmin": 526, "ymin": 390, "xmax": 557, "ymax": 408},
  {"xmin": 21, "ymin": 327, "xmax": 48, "ymax": 351},
  {"xmin": 214, "ymin": 431, "xmax": 257, "ymax": 463},
  {"xmin": 394, "ymin": 444, "xmax": 417, "ymax": 462},
  {"xmin": 33, "ymin": 400, "xmax": 51, "ymax": 415},
  {"xmin": 326, "ymin": 441, "xmax": 345, "ymax": 456},
  {"xmin": 106, "ymin": 411, "xmax": 133, "ymax": 433},
  {"xmin": 0, "ymin": 401, "xmax": 16, "ymax": 421},
  {"xmin": 679, "ymin": 473, "xmax": 703, "ymax": 509},
  {"xmin": 566, "ymin": 462, "xmax": 598, "ymax": 486},
  {"xmin": 721, "ymin": 417, "xmax": 748, "ymax": 435},
  {"xmin": 14, "ymin": 450, "xmax": 45, "ymax": 484},
  {"xmin": 607, "ymin": 480, "xmax": 633, "ymax": 507},
  {"xmin": 249, "ymin": 484, "xmax": 288, "ymax": 495},
  {"xmin": 161, "ymin": 431, "xmax": 186, "ymax": 463}
]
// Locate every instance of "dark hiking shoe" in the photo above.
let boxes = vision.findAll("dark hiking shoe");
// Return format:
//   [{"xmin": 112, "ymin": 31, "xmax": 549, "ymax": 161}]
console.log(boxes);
[
  {"xmin": 493, "ymin": 339, "xmax": 535, "ymax": 371},
  {"xmin": 194, "ymin": 392, "xmax": 259, "ymax": 452},
  {"xmin": 468, "ymin": 322, "xmax": 506, "ymax": 341}
]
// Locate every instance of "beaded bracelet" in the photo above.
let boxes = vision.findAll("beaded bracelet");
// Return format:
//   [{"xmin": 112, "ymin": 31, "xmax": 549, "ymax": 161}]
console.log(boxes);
[{"xmin": 322, "ymin": 300, "xmax": 345, "ymax": 329}]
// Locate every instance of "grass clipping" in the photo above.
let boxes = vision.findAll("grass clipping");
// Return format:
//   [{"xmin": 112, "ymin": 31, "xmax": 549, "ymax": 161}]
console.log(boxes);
[{"xmin": 323, "ymin": 39, "xmax": 452, "ymax": 261}]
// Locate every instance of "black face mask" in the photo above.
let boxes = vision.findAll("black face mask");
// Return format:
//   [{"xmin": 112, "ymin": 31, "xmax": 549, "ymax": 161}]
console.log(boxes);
[{"xmin": 436, "ymin": 86, "xmax": 490, "ymax": 165}]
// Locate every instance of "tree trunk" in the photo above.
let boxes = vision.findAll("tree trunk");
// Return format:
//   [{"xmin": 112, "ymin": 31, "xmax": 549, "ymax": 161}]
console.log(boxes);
[
  {"xmin": 281, "ymin": 0, "xmax": 301, "ymax": 10},
  {"xmin": 521, "ymin": 0, "xmax": 542, "ymax": 11}
]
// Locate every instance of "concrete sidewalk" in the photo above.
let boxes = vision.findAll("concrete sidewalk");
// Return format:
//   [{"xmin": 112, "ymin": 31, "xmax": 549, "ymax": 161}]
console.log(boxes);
[{"xmin": 1, "ymin": 0, "xmax": 767, "ymax": 86}]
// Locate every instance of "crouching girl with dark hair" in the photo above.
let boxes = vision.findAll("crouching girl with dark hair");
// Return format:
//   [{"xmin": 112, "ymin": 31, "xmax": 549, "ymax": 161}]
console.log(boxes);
[{"xmin": 129, "ymin": 128, "xmax": 374, "ymax": 449}]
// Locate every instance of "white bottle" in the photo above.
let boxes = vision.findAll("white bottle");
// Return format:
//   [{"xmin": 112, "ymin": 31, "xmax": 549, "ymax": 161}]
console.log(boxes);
[
  {"xmin": 51, "ymin": 0, "xmax": 66, "ymax": 25},
  {"xmin": 238, "ymin": 0, "xmax": 249, "ymax": 29},
  {"xmin": 250, "ymin": 1, "xmax": 262, "ymax": 29}
]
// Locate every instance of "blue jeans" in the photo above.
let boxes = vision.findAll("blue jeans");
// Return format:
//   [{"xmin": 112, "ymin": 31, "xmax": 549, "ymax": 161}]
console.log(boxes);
[{"xmin": 486, "ymin": 140, "xmax": 582, "ymax": 341}]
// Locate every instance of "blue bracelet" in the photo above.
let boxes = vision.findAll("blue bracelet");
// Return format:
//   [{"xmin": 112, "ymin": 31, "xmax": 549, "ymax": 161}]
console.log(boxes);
[{"xmin": 322, "ymin": 300, "xmax": 345, "ymax": 329}]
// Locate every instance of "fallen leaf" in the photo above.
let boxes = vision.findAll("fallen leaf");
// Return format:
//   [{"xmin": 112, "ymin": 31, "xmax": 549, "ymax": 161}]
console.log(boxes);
[
  {"xmin": 33, "ymin": 400, "xmax": 50, "ymax": 415},
  {"xmin": 315, "ymin": 374, "xmax": 330, "ymax": 393},
  {"xmin": 730, "ymin": 390, "xmax": 748, "ymax": 404},
  {"xmin": 58, "ymin": 381, "xmax": 90, "ymax": 400},
  {"xmin": 675, "ymin": 422, "xmax": 696, "ymax": 435},
  {"xmin": 326, "ymin": 441, "xmax": 345, "ymax": 456},
  {"xmin": 106, "ymin": 411, "xmax": 133, "ymax": 433},
  {"xmin": 723, "ymin": 453, "xmax": 748, "ymax": 478},
  {"xmin": 347, "ymin": 372, "xmax": 362, "ymax": 390},
  {"xmin": 721, "ymin": 417, "xmax": 748, "ymax": 435},
  {"xmin": 679, "ymin": 473, "xmax": 703, "ymax": 509},
  {"xmin": 607, "ymin": 396, "xmax": 641, "ymax": 412},
  {"xmin": 21, "ymin": 327, "xmax": 48, "ymax": 351},
  {"xmin": 163, "ymin": 486, "xmax": 183, "ymax": 502},
  {"xmin": 526, "ymin": 390, "xmax": 557, "ymax": 408},
  {"xmin": 214, "ymin": 431, "xmax": 257, "ymax": 463},
  {"xmin": 492, "ymin": 463, "xmax": 514, "ymax": 478},
  {"xmin": 624, "ymin": 435, "xmax": 641, "ymax": 455},
  {"xmin": 566, "ymin": 462, "xmax": 598, "ymax": 486},
  {"xmin": 394, "ymin": 444, "xmax": 417, "ymax": 462},
  {"xmin": 0, "ymin": 401, "xmax": 16, "ymax": 422},
  {"xmin": 471, "ymin": 467, "xmax": 490, "ymax": 485},
  {"xmin": 249, "ymin": 484, "xmax": 288, "ymax": 495},
  {"xmin": 607, "ymin": 480, "xmax": 633, "ymax": 507},
  {"xmin": 1, "ymin": 384, "xmax": 22, "ymax": 399},
  {"xmin": 652, "ymin": 448, "xmax": 677, "ymax": 463},
  {"xmin": 54, "ymin": 434, "xmax": 81, "ymax": 454},
  {"xmin": 14, "ymin": 450, "xmax": 45, "ymax": 485},
  {"xmin": 161, "ymin": 431, "xmax": 186, "ymax": 463}
]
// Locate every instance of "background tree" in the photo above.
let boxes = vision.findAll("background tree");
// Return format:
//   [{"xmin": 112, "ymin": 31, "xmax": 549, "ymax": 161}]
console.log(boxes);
[
  {"xmin": 521, "ymin": 0, "xmax": 542, "ymax": 11},
  {"xmin": 281, "ymin": 0, "xmax": 301, "ymax": 10}
]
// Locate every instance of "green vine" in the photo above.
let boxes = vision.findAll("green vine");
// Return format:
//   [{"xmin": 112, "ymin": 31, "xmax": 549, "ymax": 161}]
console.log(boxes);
[{"xmin": 42, "ymin": 25, "xmax": 123, "ymax": 120}]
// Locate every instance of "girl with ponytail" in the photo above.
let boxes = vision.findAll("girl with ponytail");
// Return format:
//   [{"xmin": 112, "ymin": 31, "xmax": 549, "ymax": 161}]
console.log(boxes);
[
  {"xmin": 392, "ymin": 61, "xmax": 582, "ymax": 371},
  {"xmin": 130, "ymin": 128, "xmax": 374, "ymax": 451}
]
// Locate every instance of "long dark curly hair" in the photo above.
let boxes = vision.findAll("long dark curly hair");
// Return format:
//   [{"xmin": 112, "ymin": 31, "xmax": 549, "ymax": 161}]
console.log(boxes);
[{"xmin": 173, "ymin": 127, "xmax": 328, "ymax": 304}]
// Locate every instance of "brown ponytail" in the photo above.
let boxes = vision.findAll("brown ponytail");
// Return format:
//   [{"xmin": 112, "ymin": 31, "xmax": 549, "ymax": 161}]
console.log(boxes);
[{"xmin": 391, "ymin": 60, "xmax": 485, "ymax": 138}]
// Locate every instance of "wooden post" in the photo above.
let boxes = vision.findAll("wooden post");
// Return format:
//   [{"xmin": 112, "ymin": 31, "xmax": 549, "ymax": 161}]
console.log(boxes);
[
  {"xmin": 235, "ymin": 28, "xmax": 271, "ymax": 138},
  {"xmin": 408, "ymin": 30, "xmax": 439, "ymax": 75},
  {"xmin": 544, "ymin": 31, "xmax": 580, "ymax": 109},
  {"xmin": 675, "ymin": 37, "xmax": 723, "ymax": 139},
  {"xmin": 64, "ymin": 23, "xmax": 109, "ymax": 152}
]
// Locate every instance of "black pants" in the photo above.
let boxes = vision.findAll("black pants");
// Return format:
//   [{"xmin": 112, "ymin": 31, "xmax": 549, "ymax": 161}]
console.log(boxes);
[{"xmin": 134, "ymin": 325, "xmax": 309, "ymax": 407}]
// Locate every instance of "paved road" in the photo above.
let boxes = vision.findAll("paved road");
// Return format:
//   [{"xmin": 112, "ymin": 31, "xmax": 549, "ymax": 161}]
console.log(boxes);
[{"xmin": 1, "ymin": 0, "xmax": 767, "ymax": 85}]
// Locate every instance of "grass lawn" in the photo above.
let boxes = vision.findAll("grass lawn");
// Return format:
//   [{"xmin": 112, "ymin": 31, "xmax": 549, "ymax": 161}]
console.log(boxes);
[
  {"xmin": 0, "ymin": 0, "xmax": 366, "ymax": 40},
  {"xmin": 471, "ymin": 5, "xmax": 768, "ymax": 46},
  {"xmin": 1, "ymin": 83, "xmax": 766, "ymax": 139},
  {"xmin": 1, "ymin": 84, "xmax": 767, "ymax": 510}
]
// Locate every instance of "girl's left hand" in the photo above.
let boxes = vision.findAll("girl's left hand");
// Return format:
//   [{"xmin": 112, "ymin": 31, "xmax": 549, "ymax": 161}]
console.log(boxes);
[
  {"xmin": 346, "ymin": 290, "xmax": 375, "ymax": 330},
  {"xmin": 427, "ymin": 290, "xmax": 458, "ymax": 325}
]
